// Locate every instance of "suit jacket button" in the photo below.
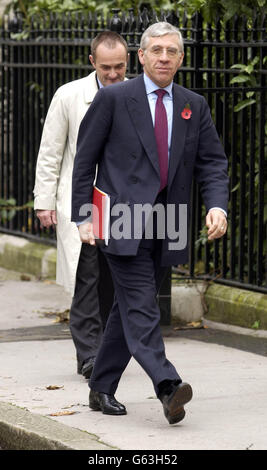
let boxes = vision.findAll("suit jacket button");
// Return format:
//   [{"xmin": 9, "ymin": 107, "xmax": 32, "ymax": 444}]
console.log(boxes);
[{"xmin": 132, "ymin": 176, "xmax": 138, "ymax": 184}]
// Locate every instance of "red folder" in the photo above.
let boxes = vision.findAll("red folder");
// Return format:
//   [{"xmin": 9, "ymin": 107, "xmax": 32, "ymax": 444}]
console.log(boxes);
[{"xmin": 92, "ymin": 186, "xmax": 110, "ymax": 245}]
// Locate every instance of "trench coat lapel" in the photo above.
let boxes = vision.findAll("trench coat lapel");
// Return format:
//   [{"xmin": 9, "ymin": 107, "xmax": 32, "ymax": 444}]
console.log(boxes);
[{"xmin": 83, "ymin": 71, "xmax": 99, "ymax": 104}]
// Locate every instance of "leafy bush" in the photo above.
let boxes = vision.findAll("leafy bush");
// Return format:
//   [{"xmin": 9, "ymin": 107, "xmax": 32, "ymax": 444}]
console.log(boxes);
[
  {"xmin": 0, "ymin": 198, "xmax": 34, "ymax": 223},
  {"xmin": 5, "ymin": 0, "xmax": 267, "ymax": 21}
]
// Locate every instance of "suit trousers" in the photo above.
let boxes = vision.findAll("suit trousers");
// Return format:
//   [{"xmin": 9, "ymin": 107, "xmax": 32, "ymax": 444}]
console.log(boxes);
[
  {"xmin": 69, "ymin": 243, "xmax": 114, "ymax": 364},
  {"xmin": 89, "ymin": 190, "xmax": 181, "ymax": 397}
]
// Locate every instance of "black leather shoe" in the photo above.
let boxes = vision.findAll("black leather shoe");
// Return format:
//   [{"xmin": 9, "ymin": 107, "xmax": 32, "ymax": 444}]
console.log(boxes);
[
  {"xmin": 159, "ymin": 382, "xmax": 193, "ymax": 425},
  {"xmin": 77, "ymin": 357, "xmax": 95, "ymax": 379},
  {"xmin": 77, "ymin": 359, "xmax": 83, "ymax": 375},
  {"xmin": 81, "ymin": 357, "xmax": 95, "ymax": 379},
  {"xmin": 89, "ymin": 390, "xmax": 127, "ymax": 415}
]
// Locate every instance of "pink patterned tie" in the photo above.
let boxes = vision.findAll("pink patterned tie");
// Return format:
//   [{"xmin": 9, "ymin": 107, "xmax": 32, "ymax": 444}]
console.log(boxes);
[{"xmin": 154, "ymin": 89, "xmax": 168, "ymax": 192}]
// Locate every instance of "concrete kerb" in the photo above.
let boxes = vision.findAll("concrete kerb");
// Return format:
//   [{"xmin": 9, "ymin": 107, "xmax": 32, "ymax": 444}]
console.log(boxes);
[
  {"xmin": 0, "ymin": 401, "xmax": 115, "ymax": 450},
  {"xmin": 205, "ymin": 283, "xmax": 267, "ymax": 330},
  {"xmin": 171, "ymin": 281, "xmax": 207, "ymax": 323},
  {"xmin": 0, "ymin": 234, "xmax": 56, "ymax": 279}
]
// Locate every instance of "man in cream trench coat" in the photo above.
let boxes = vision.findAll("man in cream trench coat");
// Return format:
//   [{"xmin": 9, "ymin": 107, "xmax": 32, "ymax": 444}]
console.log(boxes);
[{"xmin": 33, "ymin": 31, "xmax": 128, "ymax": 378}]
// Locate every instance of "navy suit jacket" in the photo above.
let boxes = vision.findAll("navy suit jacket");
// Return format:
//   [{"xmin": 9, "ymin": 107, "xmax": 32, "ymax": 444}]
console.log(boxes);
[{"xmin": 72, "ymin": 74, "xmax": 229, "ymax": 266}]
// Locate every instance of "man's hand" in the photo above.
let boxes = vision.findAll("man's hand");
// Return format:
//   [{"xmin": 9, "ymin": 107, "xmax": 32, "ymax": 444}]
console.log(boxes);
[
  {"xmin": 206, "ymin": 209, "xmax": 227, "ymax": 240},
  {"xmin": 37, "ymin": 210, "xmax": 57, "ymax": 228},
  {"xmin": 78, "ymin": 221, "xmax": 96, "ymax": 245}
]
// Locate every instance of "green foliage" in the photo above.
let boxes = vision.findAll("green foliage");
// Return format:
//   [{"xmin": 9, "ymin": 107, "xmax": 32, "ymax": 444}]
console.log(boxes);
[
  {"xmin": 6, "ymin": 0, "xmax": 177, "ymax": 17},
  {"xmin": 227, "ymin": 52, "xmax": 267, "ymax": 281},
  {"xmin": 0, "ymin": 198, "xmax": 17, "ymax": 222},
  {"xmin": 194, "ymin": 50, "xmax": 267, "ymax": 281},
  {"xmin": 10, "ymin": 30, "xmax": 29, "ymax": 40},
  {"xmin": 195, "ymin": 225, "xmax": 209, "ymax": 249},
  {"xmin": 252, "ymin": 320, "xmax": 260, "ymax": 329},
  {"xmin": 230, "ymin": 54, "xmax": 267, "ymax": 143},
  {"xmin": 5, "ymin": 0, "xmax": 267, "ymax": 20},
  {"xmin": 230, "ymin": 56, "xmax": 262, "ymax": 112},
  {"xmin": 197, "ymin": 0, "xmax": 266, "ymax": 22},
  {"xmin": 0, "ymin": 198, "xmax": 34, "ymax": 223},
  {"xmin": 230, "ymin": 54, "xmax": 267, "ymax": 146},
  {"xmin": 8, "ymin": 0, "xmax": 101, "ymax": 15}
]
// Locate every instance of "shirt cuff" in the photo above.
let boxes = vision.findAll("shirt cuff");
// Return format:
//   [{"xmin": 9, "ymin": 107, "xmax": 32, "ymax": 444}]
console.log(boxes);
[
  {"xmin": 76, "ymin": 217, "xmax": 91, "ymax": 226},
  {"xmin": 208, "ymin": 207, "xmax": 227, "ymax": 218}
]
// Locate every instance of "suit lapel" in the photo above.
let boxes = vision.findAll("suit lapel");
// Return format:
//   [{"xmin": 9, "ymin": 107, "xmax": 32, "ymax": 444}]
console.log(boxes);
[
  {"xmin": 125, "ymin": 77, "xmax": 191, "ymax": 186},
  {"xmin": 125, "ymin": 75, "xmax": 160, "ymax": 176},
  {"xmin": 168, "ymin": 85, "xmax": 190, "ymax": 189}
]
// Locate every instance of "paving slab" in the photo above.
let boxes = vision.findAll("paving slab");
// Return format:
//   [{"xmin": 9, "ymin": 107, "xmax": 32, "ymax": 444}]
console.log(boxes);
[{"xmin": 0, "ymin": 268, "xmax": 71, "ymax": 330}]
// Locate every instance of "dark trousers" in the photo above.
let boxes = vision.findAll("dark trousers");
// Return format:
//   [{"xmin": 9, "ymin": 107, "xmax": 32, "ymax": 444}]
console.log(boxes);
[
  {"xmin": 69, "ymin": 243, "xmax": 114, "ymax": 364},
  {"xmin": 89, "ymin": 190, "xmax": 181, "ymax": 397}
]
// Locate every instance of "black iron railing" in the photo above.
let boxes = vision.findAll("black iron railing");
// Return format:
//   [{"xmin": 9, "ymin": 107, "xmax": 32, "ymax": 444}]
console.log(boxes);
[{"xmin": 0, "ymin": 9, "xmax": 266, "ymax": 293}]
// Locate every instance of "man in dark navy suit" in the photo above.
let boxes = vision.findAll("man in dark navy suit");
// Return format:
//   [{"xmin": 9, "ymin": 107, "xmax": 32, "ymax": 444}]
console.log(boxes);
[{"xmin": 72, "ymin": 22, "xmax": 228, "ymax": 425}]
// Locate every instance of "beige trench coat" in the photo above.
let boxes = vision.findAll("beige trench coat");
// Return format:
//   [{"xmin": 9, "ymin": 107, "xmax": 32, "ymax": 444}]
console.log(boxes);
[{"xmin": 33, "ymin": 71, "xmax": 100, "ymax": 295}]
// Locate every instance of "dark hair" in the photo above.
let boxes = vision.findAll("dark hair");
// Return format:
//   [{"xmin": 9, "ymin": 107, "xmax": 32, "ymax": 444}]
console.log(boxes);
[{"xmin": 91, "ymin": 31, "xmax": 128, "ymax": 61}]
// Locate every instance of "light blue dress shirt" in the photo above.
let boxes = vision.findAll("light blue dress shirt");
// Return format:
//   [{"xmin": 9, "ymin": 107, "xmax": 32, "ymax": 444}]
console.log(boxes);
[
  {"xmin": 143, "ymin": 72, "xmax": 173, "ymax": 159},
  {"xmin": 97, "ymin": 77, "xmax": 104, "ymax": 89}
]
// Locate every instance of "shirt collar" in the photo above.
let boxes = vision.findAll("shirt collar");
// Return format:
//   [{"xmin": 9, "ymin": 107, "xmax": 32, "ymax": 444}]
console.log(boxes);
[
  {"xmin": 97, "ymin": 76, "xmax": 104, "ymax": 89},
  {"xmin": 143, "ymin": 72, "xmax": 173, "ymax": 98}
]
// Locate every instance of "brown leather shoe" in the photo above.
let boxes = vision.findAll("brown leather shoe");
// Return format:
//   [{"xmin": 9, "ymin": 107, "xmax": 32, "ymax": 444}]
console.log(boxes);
[{"xmin": 160, "ymin": 382, "xmax": 193, "ymax": 424}]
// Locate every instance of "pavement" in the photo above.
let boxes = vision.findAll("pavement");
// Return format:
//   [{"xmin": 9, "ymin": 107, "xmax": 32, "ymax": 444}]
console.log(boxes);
[{"xmin": 0, "ymin": 267, "xmax": 267, "ymax": 451}]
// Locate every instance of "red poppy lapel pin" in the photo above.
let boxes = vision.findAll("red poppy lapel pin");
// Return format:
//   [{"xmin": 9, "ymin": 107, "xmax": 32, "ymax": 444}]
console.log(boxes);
[{"xmin": 181, "ymin": 103, "xmax": 192, "ymax": 120}]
